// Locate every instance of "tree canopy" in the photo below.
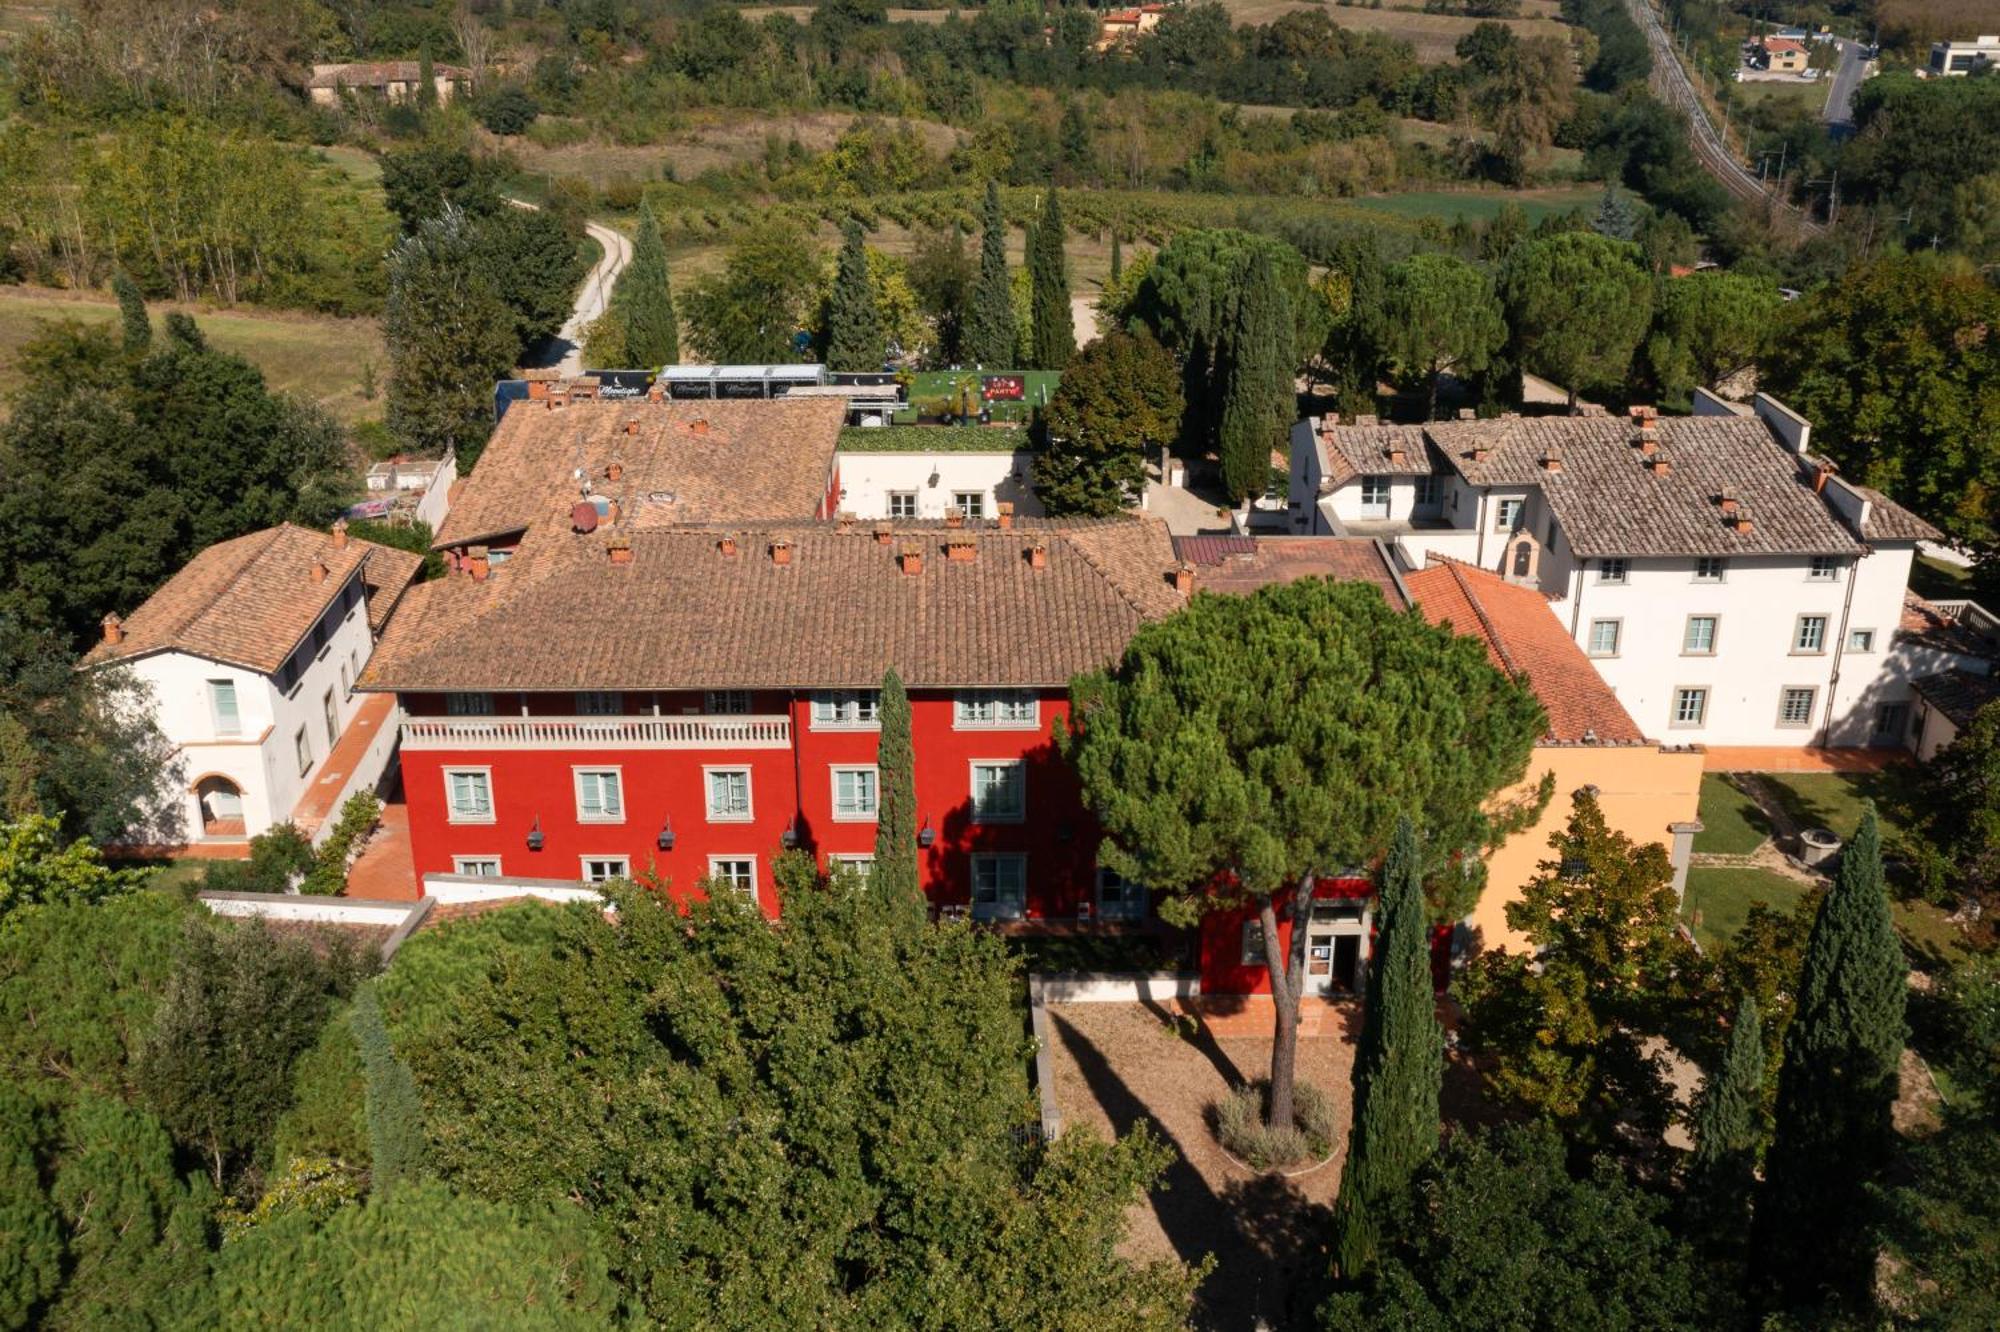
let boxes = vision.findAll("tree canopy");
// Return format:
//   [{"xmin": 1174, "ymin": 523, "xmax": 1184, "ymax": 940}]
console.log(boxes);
[
  {"xmin": 826, "ymin": 219, "xmax": 886, "ymax": 372},
  {"xmin": 680, "ymin": 218, "xmax": 825, "ymax": 364},
  {"xmin": 966, "ymin": 181, "xmax": 1016, "ymax": 367},
  {"xmin": 384, "ymin": 206, "xmax": 519, "ymax": 466},
  {"xmin": 1378, "ymin": 253, "xmax": 1506, "ymax": 421},
  {"xmin": 1644, "ymin": 272, "xmax": 1780, "ymax": 406},
  {"xmin": 1499, "ymin": 231, "xmax": 1653, "ymax": 409},
  {"xmin": 1039, "ymin": 331, "xmax": 1183, "ymax": 516}
]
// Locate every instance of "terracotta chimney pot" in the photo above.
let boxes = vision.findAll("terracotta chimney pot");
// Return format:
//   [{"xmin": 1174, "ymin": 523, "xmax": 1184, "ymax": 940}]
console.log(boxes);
[
  {"xmin": 689, "ymin": 418, "xmax": 710, "ymax": 436},
  {"xmin": 622, "ymin": 420, "xmax": 638, "ymax": 437},
  {"xmin": 310, "ymin": 558, "xmax": 328, "ymax": 584},
  {"xmin": 101, "ymin": 612, "xmax": 124, "ymax": 646},
  {"xmin": 996, "ymin": 501, "xmax": 1014, "ymax": 530},
  {"xmin": 1718, "ymin": 492, "xmax": 1738, "ymax": 515},
  {"xmin": 331, "ymin": 518, "xmax": 349, "ymax": 549},
  {"xmin": 945, "ymin": 508, "xmax": 966, "ymax": 529},
  {"xmin": 1471, "ymin": 445, "xmax": 1490, "ymax": 463},
  {"xmin": 1027, "ymin": 542, "xmax": 1048, "ymax": 570},
  {"xmin": 608, "ymin": 539, "xmax": 633, "ymax": 566},
  {"xmin": 608, "ymin": 461, "xmax": 624, "ymax": 481},
  {"xmin": 467, "ymin": 546, "xmax": 490, "ymax": 582},
  {"xmin": 946, "ymin": 538, "xmax": 976, "ymax": 563},
  {"xmin": 899, "ymin": 542, "xmax": 924, "ymax": 575},
  {"xmin": 1541, "ymin": 449, "xmax": 1562, "ymax": 472},
  {"xmin": 1170, "ymin": 563, "xmax": 1194, "ymax": 594},
  {"xmin": 1729, "ymin": 510, "xmax": 1754, "ymax": 534},
  {"xmin": 771, "ymin": 540, "xmax": 793, "ymax": 566},
  {"xmin": 1647, "ymin": 455, "xmax": 1671, "ymax": 475}
]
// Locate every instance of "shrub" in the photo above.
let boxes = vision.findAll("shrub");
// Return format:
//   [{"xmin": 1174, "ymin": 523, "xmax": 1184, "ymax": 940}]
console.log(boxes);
[
  {"xmin": 476, "ymin": 86, "xmax": 540, "ymax": 137},
  {"xmin": 204, "ymin": 823, "xmax": 314, "ymax": 895},
  {"xmin": 301, "ymin": 792, "xmax": 382, "ymax": 896},
  {"xmin": 1214, "ymin": 1078, "xmax": 1338, "ymax": 1169}
]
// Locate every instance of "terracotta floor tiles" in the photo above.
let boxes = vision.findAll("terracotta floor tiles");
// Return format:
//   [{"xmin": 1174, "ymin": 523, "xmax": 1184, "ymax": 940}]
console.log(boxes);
[
  {"xmin": 1176, "ymin": 995, "xmax": 1353, "ymax": 1039},
  {"xmin": 343, "ymin": 791, "xmax": 419, "ymax": 901},
  {"xmin": 291, "ymin": 692, "xmax": 399, "ymax": 837},
  {"xmin": 1702, "ymin": 746, "xmax": 1909, "ymax": 774}
]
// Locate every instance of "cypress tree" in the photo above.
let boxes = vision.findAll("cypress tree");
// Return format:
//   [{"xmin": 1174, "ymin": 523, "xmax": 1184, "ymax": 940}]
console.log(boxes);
[
  {"xmin": 871, "ymin": 669, "xmax": 919, "ymax": 901},
  {"xmin": 967, "ymin": 181, "xmax": 1015, "ymax": 368},
  {"xmin": 1109, "ymin": 233, "xmax": 1122, "ymax": 285},
  {"xmin": 112, "ymin": 272, "xmax": 151, "ymax": 354},
  {"xmin": 1691, "ymin": 996, "xmax": 1765, "ymax": 1232},
  {"xmin": 613, "ymin": 202, "xmax": 678, "ymax": 367},
  {"xmin": 826, "ymin": 220, "xmax": 884, "ymax": 373},
  {"xmin": 351, "ymin": 984, "xmax": 423, "ymax": 1191},
  {"xmin": 1029, "ymin": 188, "xmax": 1075, "ymax": 369},
  {"xmin": 1217, "ymin": 248, "xmax": 1292, "ymax": 504},
  {"xmin": 1330, "ymin": 817, "xmax": 1443, "ymax": 1278},
  {"xmin": 1756, "ymin": 809, "xmax": 1907, "ymax": 1309},
  {"xmin": 416, "ymin": 45, "xmax": 438, "ymax": 111}
]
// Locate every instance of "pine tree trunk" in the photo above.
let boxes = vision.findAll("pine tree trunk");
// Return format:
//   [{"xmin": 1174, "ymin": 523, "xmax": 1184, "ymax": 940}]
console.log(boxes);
[{"xmin": 1259, "ymin": 873, "xmax": 1318, "ymax": 1133}]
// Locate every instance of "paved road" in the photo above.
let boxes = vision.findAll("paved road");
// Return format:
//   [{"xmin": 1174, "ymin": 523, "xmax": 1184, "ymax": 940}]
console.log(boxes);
[
  {"xmin": 507, "ymin": 199, "xmax": 634, "ymax": 375},
  {"xmin": 1621, "ymin": 0, "xmax": 1822, "ymax": 235},
  {"xmin": 1820, "ymin": 37, "xmax": 1869, "ymax": 127}
]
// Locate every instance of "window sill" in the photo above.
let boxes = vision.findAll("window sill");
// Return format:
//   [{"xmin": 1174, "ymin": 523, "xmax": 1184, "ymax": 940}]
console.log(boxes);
[
  {"xmin": 831, "ymin": 812, "xmax": 878, "ymax": 823},
  {"xmin": 576, "ymin": 815, "xmax": 625, "ymax": 825},
  {"xmin": 953, "ymin": 721, "xmax": 1040, "ymax": 731},
  {"xmin": 1586, "ymin": 652, "xmax": 1619, "ymax": 660},
  {"xmin": 1680, "ymin": 651, "xmax": 1717, "ymax": 658},
  {"xmin": 706, "ymin": 813, "xmax": 755, "ymax": 824},
  {"xmin": 810, "ymin": 722, "xmax": 881, "ymax": 732},
  {"xmin": 447, "ymin": 814, "xmax": 497, "ymax": 825},
  {"xmin": 1788, "ymin": 650, "xmax": 1828, "ymax": 657}
]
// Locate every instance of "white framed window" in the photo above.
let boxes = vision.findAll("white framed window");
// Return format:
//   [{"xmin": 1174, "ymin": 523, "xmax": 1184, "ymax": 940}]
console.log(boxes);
[
  {"xmin": 1414, "ymin": 475, "xmax": 1440, "ymax": 507},
  {"xmin": 446, "ymin": 691, "xmax": 492, "ymax": 716},
  {"xmin": 1587, "ymin": 619, "xmax": 1620, "ymax": 657},
  {"xmin": 1847, "ymin": 628, "xmax": 1876, "ymax": 652},
  {"xmin": 581, "ymin": 856, "xmax": 630, "ymax": 883},
  {"xmin": 1241, "ymin": 919, "xmax": 1267, "ymax": 966},
  {"xmin": 576, "ymin": 690, "xmax": 622, "ymax": 715},
  {"xmin": 1683, "ymin": 615, "xmax": 1718, "ymax": 655},
  {"xmin": 970, "ymin": 761, "xmax": 1026, "ymax": 822},
  {"xmin": 708, "ymin": 856, "xmax": 756, "ymax": 897},
  {"xmin": 832, "ymin": 766, "xmax": 879, "ymax": 820},
  {"xmin": 1876, "ymin": 701, "xmax": 1910, "ymax": 737},
  {"xmin": 704, "ymin": 690, "xmax": 751, "ymax": 715},
  {"xmin": 339, "ymin": 660, "xmax": 353, "ymax": 701},
  {"xmin": 1494, "ymin": 497, "xmax": 1523, "ymax": 532},
  {"xmin": 827, "ymin": 853, "xmax": 875, "ymax": 875},
  {"xmin": 954, "ymin": 689, "xmax": 1038, "ymax": 728},
  {"xmin": 1597, "ymin": 558, "xmax": 1629, "ymax": 584},
  {"xmin": 453, "ymin": 857, "xmax": 502, "ymax": 877},
  {"xmin": 445, "ymin": 768, "xmax": 494, "ymax": 823},
  {"xmin": 1807, "ymin": 556, "xmax": 1840, "ymax": 581},
  {"xmin": 888, "ymin": 491, "xmax": 917, "ymax": 520},
  {"xmin": 574, "ymin": 768, "xmax": 624, "ymax": 823},
  {"xmin": 1693, "ymin": 556, "xmax": 1726, "ymax": 582},
  {"xmin": 705, "ymin": 767, "xmax": 753, "ymax": 821},
  {"xmin": 1794, "ymin": 614, "xmax": 1828, "ymax": 653},
  {"xmin": 1359, "ymin": 477, "xmax": 1391, "ymax": 517},
  {"xmin": 970, "ymin": 854, "xmax": 1026, "ymax": 920},
  {"xmin": 1672, "ymin": 688, "xmax": 1708, "ymax": 728},
  {"xmin": 1097, "ymin": 867, "xmax": 1145, "ymax": 922},
  {"xmin": 1778, "ymin": 686, "xmax": 1817, "ymax": 728},
  {"xmin": 953, "ymin": 491, "xmax": 986, "ymax": 519},
  {"xmin": 324, "ymin": 688, "xmax": 341, "ymax": 748},
  {"xmin": 294, "ymin": 725, "xmax": 312, "ymax": 777},
  {"xmin": 208, "ymin": 679, "xmax": 241, "ymax": 737},
  {"xmin": 811, "ymin": 690, "xmax": 880, "ymax": 728}
]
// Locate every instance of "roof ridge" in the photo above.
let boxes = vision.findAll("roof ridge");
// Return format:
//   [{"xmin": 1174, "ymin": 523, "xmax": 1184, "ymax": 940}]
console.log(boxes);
[
  {"xmin": 1058, "ymin": 526, "xmax": 1152, "ymax": 620},
  {"xmin": 1444, "ymin": 561, "xmax": 1524, "ymax": 679}
]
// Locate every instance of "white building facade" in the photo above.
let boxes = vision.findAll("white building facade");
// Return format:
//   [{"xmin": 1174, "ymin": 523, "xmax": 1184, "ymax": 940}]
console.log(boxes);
[
  {"xmin": 834, "ymin": 446, "xmax": 1043, "ymax": 522},
  {"xmin": 1289, "ymin": 396, "xmax": 1967, "ymax": 749}
]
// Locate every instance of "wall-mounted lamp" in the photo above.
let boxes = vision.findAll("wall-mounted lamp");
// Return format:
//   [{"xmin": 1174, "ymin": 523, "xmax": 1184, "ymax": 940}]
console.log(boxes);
[
  {"xmin": 780, "ymin": 822, "xmax": 800, "ymax": 850},
  {"xmin": 657, "ymin": 817, "xmax": 675, "ymax": 852},
  {"xmin": 526, "ymin": 816, "xmax": 544, "ymax": 852},
  {"xmin": 927, "ymin": 465, "xmax": 941, "ymax": 488},
  {"xmin": 917, "ymin": 819, "xmax": 935, "ymax": 848}
]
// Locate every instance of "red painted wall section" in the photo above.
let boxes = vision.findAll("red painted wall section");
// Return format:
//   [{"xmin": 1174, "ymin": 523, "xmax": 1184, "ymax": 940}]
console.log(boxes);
[
  {"xmin": 400, "ymin": 688, "xmax": 1100, "ymax": 920},
  {"xmin": 1196, "ymin": 878, "xmax": 1374, "ymax": 995}
]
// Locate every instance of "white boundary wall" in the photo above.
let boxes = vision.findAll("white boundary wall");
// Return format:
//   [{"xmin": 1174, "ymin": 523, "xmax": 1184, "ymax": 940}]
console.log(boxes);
[
  {"xmin": 421, "ymin": 873, "xmax": 607, "ymax": 906},
  {"xmin": 1032, "ymin": 972, "xmax": 1202, "ymax": 1003}
]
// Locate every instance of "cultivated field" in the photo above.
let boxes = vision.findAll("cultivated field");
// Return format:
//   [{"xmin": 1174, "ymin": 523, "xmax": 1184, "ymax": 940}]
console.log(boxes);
[
  {"xmin": 0, "ymin": 287, "xmax": 387, "ymax": 423},
  {"xmin": 1876, "ymin": 0, "xmax": 1999, "ymax": 50},
  {"xmin": 1344, "ymin": 184, "xmax": 1603, "ymax": 223},
  {"xmin": 1219, "ymin": 0, "xmax": 1573, "ymax": 61}
]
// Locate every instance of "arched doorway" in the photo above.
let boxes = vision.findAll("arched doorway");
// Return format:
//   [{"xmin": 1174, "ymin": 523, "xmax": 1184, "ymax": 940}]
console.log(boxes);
[{"xmin": 193, "ymin": 775, "xmax": 245, "ymax": 838}]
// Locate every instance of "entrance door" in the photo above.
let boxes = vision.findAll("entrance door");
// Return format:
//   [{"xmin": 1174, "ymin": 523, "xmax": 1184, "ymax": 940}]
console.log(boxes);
[{"xmin": 1303, "ymin": 900, "xmax": 1370, "ymax": 997}]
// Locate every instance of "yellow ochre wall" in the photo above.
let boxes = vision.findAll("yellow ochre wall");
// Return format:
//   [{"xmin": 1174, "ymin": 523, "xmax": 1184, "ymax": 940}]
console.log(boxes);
[{"xmin": 1468, "ymin": 744, "xmax": 1706, "ymax": 954}]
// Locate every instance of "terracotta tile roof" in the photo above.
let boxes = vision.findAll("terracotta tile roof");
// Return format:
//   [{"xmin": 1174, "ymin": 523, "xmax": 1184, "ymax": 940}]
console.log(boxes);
[
  {"xmin": 1844, "ymin": 482, "xmax": 1943, "ymax": 543},
  {"xmin": 1172, "ymin": 535, "xmax": 1409, "ymax": 606},
  {"xmin": 1402, "ymin": 415, "xmax": 1864, "ymax": 558},
  {"xmin": 1899, "ymin": 592, "xmax": 2000, "ymax": 657},
  {"xmin": 360, "ymin": 546, "xmax": 424, "ymax": 634},
  {"xmin": 84, "ymin": 524, "xmax": 420, "ymax": 675},
  {"xmin": 1314, "ymin": 421, "xmax": 1440, "ymax": 487},
  {"xmin": 435, "ymin": 398, "xmax": 844, "ymax": 550},
  {"xmin": 1404, "ymin": 560, "xmax": 1645, "ymax": 745},
  {"xmin": 363, "ymin": 516, "xmax": 1185, "ymax": 693},
  {"xmin": 1912, "ymin": 669, "xmax": 2000, "ymax": 730}
]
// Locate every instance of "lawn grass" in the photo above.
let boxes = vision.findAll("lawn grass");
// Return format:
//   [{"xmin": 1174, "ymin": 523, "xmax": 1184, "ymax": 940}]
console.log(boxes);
[
  {"xmin": 1758, "ymin": 769, "xmax": 1915, "ymax": 842},
  {"xmin": 0, "ymin": 286, "xmax": 386, "ymax": 424},
  {"xmin": 1682, "ymin": 865, "xmax": 1812, "ymax": 951},
  {"xmin": 1694, "ymin": 773, "xmax": 1772, "ymax": 855}
]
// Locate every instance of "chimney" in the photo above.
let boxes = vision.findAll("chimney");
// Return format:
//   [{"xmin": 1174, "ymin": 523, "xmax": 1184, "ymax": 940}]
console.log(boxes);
[
  {"xmin": 1456, "ymin": 408, "xmax": 1476, "ymax": 421},
  {"xmin": 1027, "ymin": 542, "xmax": 1048, "ymax": 570},
  {"xmin": 1471, "ymin": 444, "xmax": 1491, "ymax": 463},
  {"xmin": 331, "ymin": 518, "xmax": 349, "ymax": 549},
  {"xmin": 310, "ymin": 558, "xmax": 328, "ymax": 585},
  {"xmin": 608, "ymin": 537, "xmax": 633, "ymax": 566},
  {"xmin": 1387, "ymin": 443, "xmax": 1407, "ymax": 465},
  {"xmin": 946, "ymin": 537, "xmax": 976, "ymax": 563},
  {"xmin": 607, "ymin": 461, "xmax": 624, "ymax": 481},
  {"xmin": 996, "ymin": 501, "xmax": 1014, "ymax": 530},
  {"xmin": 837, "ymin": 511, "xmax": 856, "ymax": 532},
  {"xmin": 1729, "ymin": 508, "xmax": 1754, "ymax": 535},
  {"xmin": 1356, "ymin": 414, "xmax": 1379, "ymax": 427},
  {"xmin": 1540, "ymin": 447, "xmax": 1562, "ymax": 473},
  {"xmin": 467, "ymin": 546, "xmax": 490, "ymax": 582},
  {"xmin": 899, "ymin": 542, "xmax": 923, "ymax": 576},
  {"xmin": 689, "ymin": 418, "xmax": 710, "ymax": 436},
  {"xmin": 622, "ymin": 420, "xmax": 638, "ymax": 437},
  {"xmin": 718, "ymin": 535, "xmax": 738, "ymax": 558},
  {"xmin": 770, "ymin": 539, "xmax": 793, "ymax": 566},
  {"xmin": 1637, "ymin": 425, "xmax": 1659, "ymax": 454},
  {"xmin": 1645, "ymin": 452, "xmax": 1671, "ymax": 476},
  {"xmin": 1717, "ymin": 489, "xmax": 1738, "ymax": 515},
  {"xmin": 1813, "ymin": 460, "xmax": 1835, "ymax": 494},
  {"xmin": 647, "ymin": 385, "xmax": 664, "ymax": 402},
  {"xmin": 873, "ymin": 523, "xmax": 894, "ymax": 545},
  {"xmin": 945, "ymin": 507, "xmax": 966, "ymax": 530},
  {"xmin": 1170, "ymin": 563, "xmax": 1194, "ymax": 595},
  {"xmin": 101, "ymin": 612, "xmax": 124, "ymax": 646}
]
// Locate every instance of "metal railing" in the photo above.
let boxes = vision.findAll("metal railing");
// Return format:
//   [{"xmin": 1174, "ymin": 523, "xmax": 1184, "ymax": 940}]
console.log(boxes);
[{"xmin": 401, "ymin": 714, "xmax": 792, "ymax": 750}]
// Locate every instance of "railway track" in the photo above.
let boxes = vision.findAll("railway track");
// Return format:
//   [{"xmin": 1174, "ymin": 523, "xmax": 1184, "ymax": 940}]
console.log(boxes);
[{"xmin": 1621, "ymin": 0, "xmax": 1824, "ymax": 235}]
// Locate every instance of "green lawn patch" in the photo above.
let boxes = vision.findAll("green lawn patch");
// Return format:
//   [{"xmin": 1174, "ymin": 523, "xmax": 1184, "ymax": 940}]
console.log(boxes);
[
  {"xmin": 839, "ymin": 424, "xmax": 1030, "ymax": 453},
  {"xmin": 1682, "ymin": 866, "xmax": 1812, "ymax": 951},
  {"xmin": 1694, "ymin": 773, "xmax": 1771, "ymax": 855},
  {"xmin": 1758, "ymin": 770, "xmax": 1914, "ymax": 842}
]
